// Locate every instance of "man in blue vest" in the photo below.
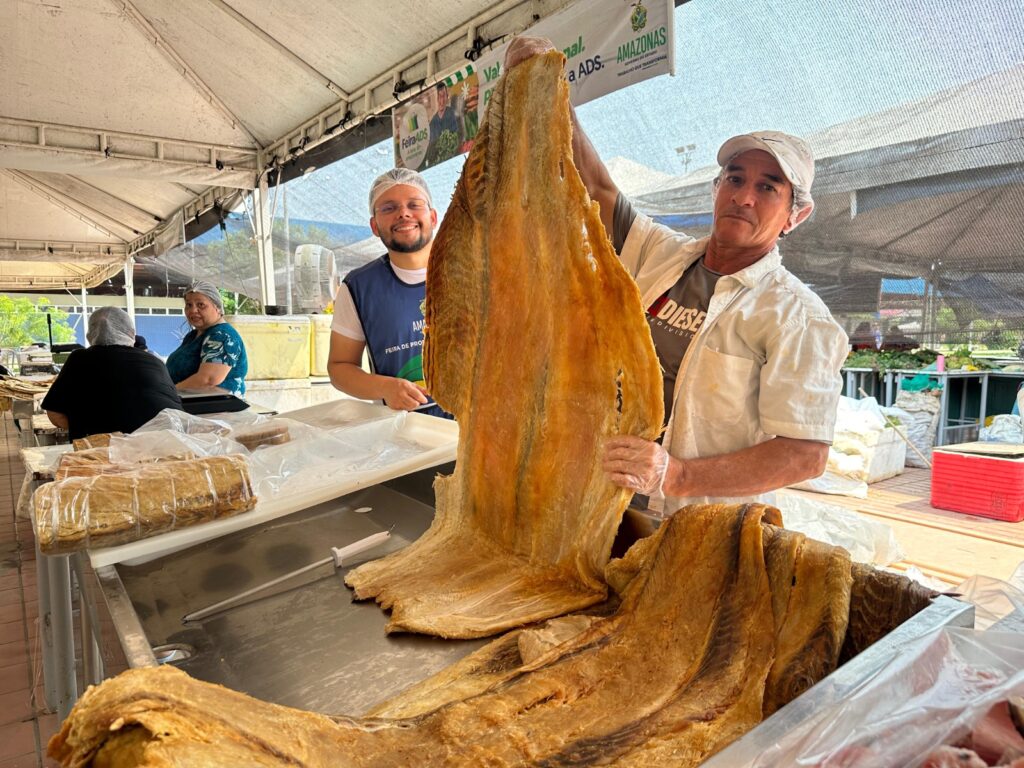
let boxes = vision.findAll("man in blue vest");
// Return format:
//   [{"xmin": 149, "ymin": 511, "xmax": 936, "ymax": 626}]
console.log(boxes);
[{"xmin": 327, "ymin": 168, "xmax": 450, "ymax": 418}]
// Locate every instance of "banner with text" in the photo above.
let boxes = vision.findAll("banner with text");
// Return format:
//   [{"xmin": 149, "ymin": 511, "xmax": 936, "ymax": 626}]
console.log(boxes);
[{"xmin": 393, "ymin": 0, "xmax": 674, "ymax": 171}]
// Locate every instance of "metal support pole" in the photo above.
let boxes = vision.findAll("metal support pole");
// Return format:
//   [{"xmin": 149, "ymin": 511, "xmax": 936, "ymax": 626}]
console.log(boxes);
[
  {"xmin": 936, "ymin": 373, "xmax": 949, "ymax": 447},
  {"xmin": 253, "ymin": 178, "xmax": 276, "ymax": 308},
  {"xmin": 959, "ymin": 376, "xmax": 969, "ymax": 439},
  {"xmin": 284, "ymin": 182, "xmax": 293, "ymax": 314},
  {"xmin": 72, "ymin": 554, "xmax": 104, "ymax": 686},
  {"xmin": 35, "ymin": 538, "xmax": 56, "ymax": 711},
  {"xmin": 80, "ymin": 283, "xmax": 89, "ymax": 345},
  {"xmin": 124, "ymin": 256, "xmax": 136, "ymax": 319},
  {"xmin": 979, "ymin": 371, "xmax": 990, "ymax": 430},
  {"xmin": 47, "ymin": 554, "xmax": 78, "ymax": 720}
]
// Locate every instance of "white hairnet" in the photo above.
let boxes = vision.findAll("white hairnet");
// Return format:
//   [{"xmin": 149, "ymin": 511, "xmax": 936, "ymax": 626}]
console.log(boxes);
[
  {"xmin": 86, "ymin": 306, "xmax": 136, "ymax": 347},
  {"xmin": 185, "ymin": 280, "xmax": 224, "ymax": 313},
  {"xmin": 712, "ymin": 130, "xmax": 815, "ymax": 231},
  {"xmin": 368, "ymin": 168, "xmax": 433, "ymax": 214}
]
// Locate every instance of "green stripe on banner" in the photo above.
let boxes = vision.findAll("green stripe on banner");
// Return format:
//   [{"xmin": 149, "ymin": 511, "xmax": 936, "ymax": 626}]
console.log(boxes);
[{"xmin": 444, "ymin": 65, "xmax": 473, "ymax": 89}]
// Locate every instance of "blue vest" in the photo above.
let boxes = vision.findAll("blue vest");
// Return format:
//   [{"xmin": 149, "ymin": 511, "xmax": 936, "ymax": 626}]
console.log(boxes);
[{"xmin": 344, "ymin": 256, "xmax": 450, "ymax": 419}]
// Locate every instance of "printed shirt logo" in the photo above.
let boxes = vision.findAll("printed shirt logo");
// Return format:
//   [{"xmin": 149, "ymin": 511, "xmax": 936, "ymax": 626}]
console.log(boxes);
[
  {"xmin": 647, "ymin": 294, "xmax": 707, "ymax": 337},
  {"xmin": 630, "ymin": 1, "xmax": 648, "ymax": 33}
]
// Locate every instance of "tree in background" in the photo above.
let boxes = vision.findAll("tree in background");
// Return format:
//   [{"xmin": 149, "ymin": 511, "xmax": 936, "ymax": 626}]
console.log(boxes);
[
  {"xmin": 219, "ymin": 290, "xmax": 261, "ymax": 315},
  {"xmin": 0, "ymin": 296, "xmax": 76, "ymax": 348},
  {"xmin": 194, "ymin": 220, "xmax": 334, "ymax": 313}
]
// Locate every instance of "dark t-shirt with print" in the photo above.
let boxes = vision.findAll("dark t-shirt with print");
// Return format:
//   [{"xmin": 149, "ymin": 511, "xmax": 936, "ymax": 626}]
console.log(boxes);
[{"xmin": 613, "ymin": 194, "xmax": 720, "ymax": 422}]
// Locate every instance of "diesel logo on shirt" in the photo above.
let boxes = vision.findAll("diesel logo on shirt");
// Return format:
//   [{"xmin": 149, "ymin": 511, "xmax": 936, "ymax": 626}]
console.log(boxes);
[{"xmin": 648, "ymin": 295, "xmax": 707, "ymax": 336}]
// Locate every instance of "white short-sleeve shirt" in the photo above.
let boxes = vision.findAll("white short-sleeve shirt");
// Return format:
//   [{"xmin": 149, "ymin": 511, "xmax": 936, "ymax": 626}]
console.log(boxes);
[
  {"xmin": 331, "ymin": 263, "xmax": 427, "ymax": 341},
  {"xmin": 619, "ymin": 213, "xmax": 850, "ymax": 511}
]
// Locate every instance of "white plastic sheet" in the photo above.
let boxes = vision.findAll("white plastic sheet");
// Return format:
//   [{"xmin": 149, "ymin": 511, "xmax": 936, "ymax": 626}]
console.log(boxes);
[
  {"xmin": 749, "ymin": 627, "xmax": 1024, "ymax": 767},
  {"xmin": 775, "ymin": 491, "xmax": 905, "ymax": 566},
  {"xmin": 954, "ymin": 574, "xmax": 1024, "ymax": 631}
]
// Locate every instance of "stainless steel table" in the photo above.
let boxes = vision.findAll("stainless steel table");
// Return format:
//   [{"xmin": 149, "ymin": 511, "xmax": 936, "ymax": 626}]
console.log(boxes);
[
  {"xmin": 28, "ymin": 403, "xmax": 458, "ymax": 719},
  {"xmin": 94, "ymin": 466, "xmax": 485, "ymax": 715}
]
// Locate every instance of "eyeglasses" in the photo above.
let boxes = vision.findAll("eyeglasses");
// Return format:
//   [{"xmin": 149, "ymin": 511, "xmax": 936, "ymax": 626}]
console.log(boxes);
[{"xmin": 374, "ymin": 199, "xmax": 430, "ymax": 216}]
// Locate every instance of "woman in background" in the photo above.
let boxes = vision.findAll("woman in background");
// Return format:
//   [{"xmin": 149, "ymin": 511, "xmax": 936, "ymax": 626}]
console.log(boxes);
[
  {"xmin": 165, "ymin": 281, "xmax": 248, "ymax": 396},
  {"xmin": 42, "ymin": 307, "xmax": 183, "ymax": 439}
]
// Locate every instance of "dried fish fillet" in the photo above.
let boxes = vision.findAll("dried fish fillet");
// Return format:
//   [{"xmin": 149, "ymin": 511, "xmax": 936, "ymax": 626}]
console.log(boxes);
[
  {"xmin": 50, "ymin": 504, "xmax": 855, "ymax": 768},
  {"xmin": 345, "ymin": 50, "xmax": 663, "ymax": 638}
]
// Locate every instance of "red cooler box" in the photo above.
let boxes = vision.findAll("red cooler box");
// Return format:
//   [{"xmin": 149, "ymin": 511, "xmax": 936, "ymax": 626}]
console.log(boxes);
[{"xmin": 931, "ymin": 442, "xmax": 1024, "ymax": 522}]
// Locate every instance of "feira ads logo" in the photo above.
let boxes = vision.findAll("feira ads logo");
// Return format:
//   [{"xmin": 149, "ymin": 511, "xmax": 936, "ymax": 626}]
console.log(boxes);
[
  {"xmin": 397, "ymin": 102, "xmax": 430, "ymax": 170},
  {"xmin": 630, "ymin": 1, "xmax": 648, "ymax": 33}
]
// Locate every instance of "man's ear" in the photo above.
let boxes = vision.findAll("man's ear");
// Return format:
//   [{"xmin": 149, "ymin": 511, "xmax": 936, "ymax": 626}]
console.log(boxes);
[
  {"xmin": 430, "ymin": 209, "xmax": 438, "ymax": 228},
  {"xmin": 369, "ymin": 217, "xmax": 380, "ymax": 237},
  {"xmin": 785, "ymin": 203, "xmax": 814, "ymax": 234}
]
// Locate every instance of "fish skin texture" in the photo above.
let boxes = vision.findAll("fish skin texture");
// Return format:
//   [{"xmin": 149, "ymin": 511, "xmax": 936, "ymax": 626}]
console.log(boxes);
[
  {"xmin": 345, "ymin": 50, "xmax": 663, "ymax": 639},
  {"xmin": 51, "ymin": 504, "xmax": 858, "ymax": 768}
]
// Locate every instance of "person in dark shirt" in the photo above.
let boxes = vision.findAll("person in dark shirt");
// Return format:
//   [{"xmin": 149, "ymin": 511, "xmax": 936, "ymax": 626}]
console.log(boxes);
[
  {"xmin": 426, "ymin": 82, "xmax": 463, "ymax": 166},
  {"xmin": 42, "ymin": 307, "xmax": 184, "ymax": 440},
  {"xmin": 880, "ymin": 325, "xmax": 918, "ymax": 351}
]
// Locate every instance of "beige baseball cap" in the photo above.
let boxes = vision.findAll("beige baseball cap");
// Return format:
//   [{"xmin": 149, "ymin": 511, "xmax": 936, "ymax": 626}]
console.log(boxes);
[
  {"xmin": 716, "ymin": 131, "xmax": 815, "ymax": 191},
  {"xmin": 368, "ymin": 168, "xmax": 433, "ymax": 214}
]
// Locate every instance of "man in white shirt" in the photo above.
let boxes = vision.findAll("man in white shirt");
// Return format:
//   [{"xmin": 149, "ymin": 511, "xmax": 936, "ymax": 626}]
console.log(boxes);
[
  {"xmin": 327, "ymin": 169, "xmax": 450, "ymax": 418},
  {"xmin": 507, "ymin": 38, "xmax": 849, "ymax": 512}
]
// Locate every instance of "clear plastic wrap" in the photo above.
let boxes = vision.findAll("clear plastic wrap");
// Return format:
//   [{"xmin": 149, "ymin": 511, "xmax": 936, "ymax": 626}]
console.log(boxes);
[
  {"xmin": 16, "ymin": 471, "xmax": 37, "ymax": 520},
  {"xmin": 244, "ymin": 412, "xmax": 432, "ymax": 499},
  {"xmin": 33, "ymin": 401, "xmax": 449, "ymax": 556},
  {"xmin": 954, "ymin": 574, "xmax": 1024, "ymax": 631},
  {"xmin": 748, "ymin": 627, "xmax": 1024, "ymax": 767},
  {"xmin": 776, "ymin": 491, "xmax": 905, "ymax": 566},
  {"xmin": 106, "ymin": 429, "xmax": 245, "ymax": 463},
  {"xmin": 134, "ymin": 408, "xmax": 239, "ymax": 435},
  {"xmin": 16, "ymin": 445, "xmax": 73, "ymax": 520},
  {"xmin": 33, "ymin": 454, "xmax": 256, "ymax": 554},
  {"xmin": 71, "ymin": 432, "xmax": 123, "ymax": 451}
]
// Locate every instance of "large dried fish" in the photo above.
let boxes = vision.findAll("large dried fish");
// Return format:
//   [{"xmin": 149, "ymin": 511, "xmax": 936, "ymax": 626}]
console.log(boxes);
[
  {"xmin": 50, "ymin": 504, "xmax": 856, "ymax": 767},
  {"xmin": 345, "ymin": 51, "xmax": 664, "ymax": 638}
]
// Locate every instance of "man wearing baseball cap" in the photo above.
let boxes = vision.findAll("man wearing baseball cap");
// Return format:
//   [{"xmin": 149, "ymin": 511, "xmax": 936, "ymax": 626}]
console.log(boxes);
[
  {"xmin": 327, "ymin": 168, "xmax": 451, "ymax": 418},
  {"xmin": 504, "ymin": 38, "xmax": 848, "ymax": 513}
]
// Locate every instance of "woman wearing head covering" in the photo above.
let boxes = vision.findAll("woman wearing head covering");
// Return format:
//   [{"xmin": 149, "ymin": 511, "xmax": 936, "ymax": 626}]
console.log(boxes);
[
  {"xmin": 42, "ymin": 307, "xmax": 184, "ymax": 440},
  {"xmin": 165, "ymin": 281, "xmax": 248, "ymax": 395}
]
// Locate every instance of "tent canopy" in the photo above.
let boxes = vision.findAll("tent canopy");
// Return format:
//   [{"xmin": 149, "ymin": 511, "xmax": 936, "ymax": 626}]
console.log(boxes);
[
  {"xmin": 631, "ymin": 64, "xmax": 1024, "ymax": 327},
  {"xmin": 0, "ymin": 0, "xmax": 579, "ymax": 289},
  {"xmin": 635, "ymin": 64, "xmax": 1024, "ymax": 275}
]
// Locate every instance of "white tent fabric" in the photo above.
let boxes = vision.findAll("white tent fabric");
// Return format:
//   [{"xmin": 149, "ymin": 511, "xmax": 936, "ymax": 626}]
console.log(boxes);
[
  {"xmin": 0, "ymin": 0, "xmax": 577, "ymax": 289},
  {"xmin": 633, "ymin": 64, "xmax": 1024, "ymax": 277}
]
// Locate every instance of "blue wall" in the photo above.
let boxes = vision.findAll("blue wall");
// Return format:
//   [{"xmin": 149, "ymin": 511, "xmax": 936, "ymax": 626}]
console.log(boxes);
[{"xmin": 71, "ymin": 314, "xmax": 188, "ymax": 357}]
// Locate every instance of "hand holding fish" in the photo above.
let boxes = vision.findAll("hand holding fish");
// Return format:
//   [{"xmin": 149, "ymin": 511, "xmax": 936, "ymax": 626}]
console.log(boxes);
[{"xmin": 602, "ymin": 436, "xmax": 674, "ymax": 496}]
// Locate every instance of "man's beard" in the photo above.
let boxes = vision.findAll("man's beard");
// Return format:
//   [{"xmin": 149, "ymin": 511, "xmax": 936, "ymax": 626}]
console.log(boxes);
[{"xmin": 381, "ymin": 225, "xmax": 433, "ymax": 254}]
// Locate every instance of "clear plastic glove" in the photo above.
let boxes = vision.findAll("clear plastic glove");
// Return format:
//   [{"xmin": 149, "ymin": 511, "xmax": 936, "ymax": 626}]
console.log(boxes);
[{"xmin": 602, "ymin": 436, "xmax": 670, "ymax": 496}]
